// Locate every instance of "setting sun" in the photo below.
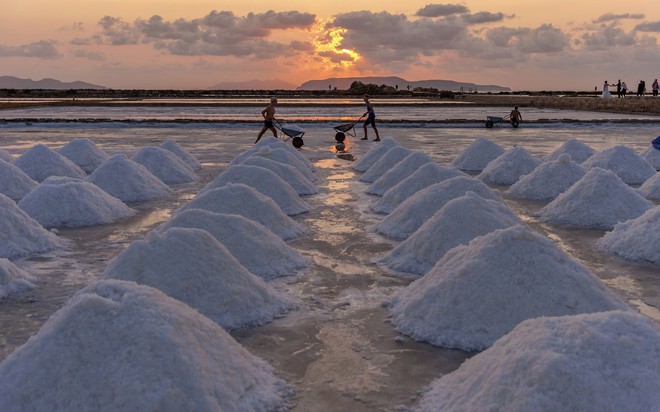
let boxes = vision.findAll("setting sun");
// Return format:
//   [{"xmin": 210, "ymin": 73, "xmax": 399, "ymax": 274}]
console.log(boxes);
[{"xmin": 313, "ymin": 23, "xmax": 361, "ymax": 69}]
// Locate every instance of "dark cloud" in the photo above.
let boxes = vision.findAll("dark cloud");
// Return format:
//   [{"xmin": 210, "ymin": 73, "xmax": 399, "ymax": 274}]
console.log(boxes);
[
  {"xmin": 593, "ymin": 13, "xmax": 645, "ymax": 23},
  {"xmin": 462, "ymin": 12, "xmax": 506, "ymax": 25},
  {"xmin": 581, "ymin": 25, "xmax": 637, "ymax": 50},
  {"xmin": 72, "ymin": 49, "xmax": 105, "ymax": 61},
  {"xmin": 0, "ymin": 40, "xmax": 60, "ymax": 58},
  {"xmin": 635, "ymin": 21, "xmax": 660, "ymax": 32},
  {"xmin": 416, "ymin": 4, "xmax": 469, "ymax": 18},
  {"xmin": 98, "ymin": 16, "xmax": 140, "ymax": 45}
]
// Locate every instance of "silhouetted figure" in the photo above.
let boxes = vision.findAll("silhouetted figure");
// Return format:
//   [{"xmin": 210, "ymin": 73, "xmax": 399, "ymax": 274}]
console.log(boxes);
[
  {"xmin": 255, "ymin": 97, "xmax": 277, "ymax": 144},
  {"xmin": 361, "ymin": 94, "xmax": 380, "ymax": 141}
]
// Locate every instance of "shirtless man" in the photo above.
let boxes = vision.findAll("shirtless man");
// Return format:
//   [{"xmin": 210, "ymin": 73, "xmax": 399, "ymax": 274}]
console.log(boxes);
[
  {"xmin": 361, "ymin": 94, "xmax": 380, "ymax": 141},
  {"xmin": 255, "ymin": 97, "xmax": 278, "ymax": 144},
  {"xmin": 510, "ymin": 106, "xmax": 522, "ymax": 125}
]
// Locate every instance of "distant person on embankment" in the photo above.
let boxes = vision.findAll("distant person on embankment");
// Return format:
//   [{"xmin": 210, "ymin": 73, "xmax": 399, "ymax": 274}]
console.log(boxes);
[
  {"xmin": 510, "ymin": 106, "xmax": 522, "ymax": 126},
  {"xmin": 361, "ymin": 94, "xmax": 380, "ymax": 141},
  {"xmin": 255, "ymin": 97, "xmax": 278, "ymax": 144}
]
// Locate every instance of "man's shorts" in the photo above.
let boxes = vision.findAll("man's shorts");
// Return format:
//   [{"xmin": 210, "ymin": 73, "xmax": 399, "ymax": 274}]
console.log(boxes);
[
  {"xmin": 364, "ymin": 114, "xmax": 376, "ymax": 127},
  {"xmin": 264, "ymin": 119, "xmax": 274, "ymax": 128}
]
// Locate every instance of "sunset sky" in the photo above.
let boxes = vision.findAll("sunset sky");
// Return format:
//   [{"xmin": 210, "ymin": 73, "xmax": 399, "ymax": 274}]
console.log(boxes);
[{"xmin": 2, "ymin": 1, "xmax": 659, "ymax": 90}]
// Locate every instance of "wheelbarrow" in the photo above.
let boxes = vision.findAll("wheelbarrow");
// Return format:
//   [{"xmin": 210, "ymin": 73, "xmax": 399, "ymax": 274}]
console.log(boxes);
[
  {"xmin": 485, "ymin": 115, "xmax": 519, "ymax": 128},
  {"xmin": 274, "ymin": 120, "xmax": 306, "ymax": 148}
]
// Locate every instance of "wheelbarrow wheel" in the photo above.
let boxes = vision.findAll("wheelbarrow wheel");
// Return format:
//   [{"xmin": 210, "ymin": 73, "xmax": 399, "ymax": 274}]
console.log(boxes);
[
  {"xmin": 292, "ymin": 136, "xmax": 304, "ymax": 148},
  {"xmin": 511, "ymin": 120, "xmax": 519, "ymax": 128},
  {"xmin": 485, "ymin": 120, "xmax": 494, "ymax": 128}
]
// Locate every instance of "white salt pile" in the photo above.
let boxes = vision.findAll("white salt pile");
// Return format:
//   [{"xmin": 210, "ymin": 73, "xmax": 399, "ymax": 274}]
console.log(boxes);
[
  {"xmin": 371, "ymin": 163, "xmax": 465, "ymax": 214},
  {"xmin": 240, "ymin": 156, "xmax": 318, "ymax": 196},
  {"xmin": 450, "ymin": 136, "xmax": 505, "ymax": 172},
  {"xmin": 131, "ymin": 146, "xmax": 197, "ymax": 184},
  {"xmin": 0, "ymin": 193, "xmax": 67, "ymax": 259},
  {"xmin": 376, "ymin": 176, "xmax": 503, "ymax": 240},
  {"xmin": 582, "ymin": 145, "xmax": 656, "ymax": 184},
  {"xmin": 58, "ymin": 138, "xmax": 108, "ymax": 174},
  {"xmin": 0, "ymin": 258, "xmax": 35, "ymax": 299},
  {"xmin": 0, "ymin": 280, "xmax": 289, "ymax": 411},
  {"xmin": 178, "ymin": 183, "xmax": 305, "ymax": 240},
  {"xmin": 543, "ymin": 138, "xmax": 596, "ymax": 163},
  {"xmin": 537, "ymin": 167, "xmax": 653, "ymax": 229},
  {"xmin": 353, "ymin": 137, "xmax": 399, "ymax": 172},
  {"xmin": 202, "ymin": 165, "xmax": 309, "ymax": 216},
  {"xmin": 643, "ymin": 146, "xmax": 660, "ymax": 170},
  {"xmin": 160, "ymin": 139, "xmax": 202, "ymax": 171},
  {"xmin": 389, "ymin": 225, "xmax": 628, "ymax": 351},
  {"xmin": 101, "ymin": 228, "xmax": 294, "ymax": 330},
  {"xmin": 0, "ymin": 149, "xmax": 14, "ymax": 163},
  {"xmin": 14, "ymin": 144, "xmax": 86, "ymax": 182},
  {"xmin": 478, "ymin": 146, "xmax": 541, "ymax": 185},
  {"xmin": 638, "ymin": 172, "xmax": 660, "ymax": 200},
  {"xmin": 157, "ymin": 209, "xmax": 307, "ymax": 279},
  {"xmin": 231, "ymin": 137, "xmax": 313, "ymax": 172},
  {"xmin": 360, "ymin": 146, "xmax": 413, "ymax": 183},
  {"xmin": 597, "ymin": 205, "xmax": 660, "ymax": 265},
  {"xmin": 381, "ymin": 192, "xmax": 522, "ymax": 275},
  {"xmin": 0, "ymin": 159, "xmax": 37, "ymax": 202},
  {"xmin": 415, "ymin": 311, "xmax": 660, "ymax": 412},
  {"xmin": 18, "ymin": 177, "xmax": 135, "ymax": 228},
  {"xmin": 366, "ymin": 151, "xmax": 432, "ymax": 195},
  {"xmin": 87, "ymin": 155, "xmax": 172, "ymax": 203},
  {"xmin": 506, "ymin": 153, "xmax": 587, "ymax": 201},
  {"xmin": 237, "ymin": 146, "xmax": 315, "ymax": 182}
]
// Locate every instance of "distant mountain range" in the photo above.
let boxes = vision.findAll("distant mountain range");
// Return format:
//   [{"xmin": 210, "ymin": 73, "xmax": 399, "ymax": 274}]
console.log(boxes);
[
  {"xmin": 298, "ymin": 76, "xmax": 510, "ymax": 92},
  {"xmin": 0, "ymin": 76, "xmax": 106, "ymax": 89},
  {"xmin": 208, "ymin": 79, "xmax": 298, "ymax": 90}
]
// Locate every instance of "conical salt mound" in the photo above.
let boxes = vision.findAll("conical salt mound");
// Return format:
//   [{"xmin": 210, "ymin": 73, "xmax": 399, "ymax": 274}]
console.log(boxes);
[
  {"xmin": 415, "ymin": 311, "xmax": 660, "ymax": 412},
  {"xmin": 231, "ymin": 137, "xmax": 312, "ymax": 171},
  {"xmin": 638, "ymin": 172, "xmax": 660, "ymax": 200},
  {"xmin": 366, "ymin": 151, "xmax": 432, "ymax": 195},
  {"xmin": 0, "ymin": 159, "xmax": 37, "ymax": 201},
  {"xmin": 178, "ymin": 183, "xmax": 304, "ymax": 240},
  {"xmin": 360, "ymin": 146, "xmax": 413, "ymax": 183},
  {"xmin": 537, "ymin": 168, "xmax": 653, "ymax": 229},
  {"xmin": 0, "ymin": 193, "xmax": 67, "ymax": 259},
  {"xmin": 87, "ymin": 155, "xmax": 172, "ymax": 203},
  {"xmin": 643, "ymin": 146, "xmax": 660, "ymax": 170},
  {"xmin": 376, "ymin": 176, "xmax": 503, "ymax": 240},
  {"xmin": 240, "ymin": 156, "xmax": 318, "ymax": 195},
  {"xmin": 450, "ymin": 137, "xmax": 505, "ymax": 172},
  {"xmin": 353, "ymin": 137, "xmax": 399, "ymax": 172},
  {"xmin": 597, "ymin": 205, "xmax": 660, "ymax": 265},
  {"xmin": 131, "ymin": 146, "xmax": 197, "ymax": 184},
  {"xmin": 582, "ymin": 145, "xmax": 656, "ymax": 184},
  {"xmin": 160, "ymin": 139, "xmax": 202, "ymax": 171},
  {"xmin": 478, "ymin": 146, "xmax": 541, "ymax": 185},
  {"xmin": 157, "ymin": 209, "xmax": 308, "ymax": 279},
  {"xmin": 18, "ymin": 177, "xmax": 135, "ymax": 228},
  {"xmin": 202, "ymin": 165, "xmax": 309, "ymax": 216},
  {"xmin": 372, "ymin": 163, "xmax": 465, "ymax": 214},
  {"xmin": 58, "ymin": 138, "xmax": 108, "ymax": 174},
  {"xmin": 0, "ymin": 149, "xmax": 15, "ymax": 163},
  {"xmin": 0, "ymin": 258, "xmax": 35, "ymax": 299},
  {"xmin": 0, "ymin": 280, "xmax": 289, "ymax": 411},
  {"xmin": 235, "ymin": 146, "xmax": 315, "ymax": 182},
  {"xmin": 506, "ymin": 153, "xmax": 587, "ymax": 201},
  {"xmin": 389, "ymin": 225, "xmax": 629, "ymax": 351},
  {"xmin": 381, "ymin": 192, "xmax": 522, "ymax": 275},
  {"xmin": 15, "ymin": 144, "xmax": 86, "ymax": 182},
  {"xmin": 543, "ymin": 138, "xmax": 596, "ymax": 163}
]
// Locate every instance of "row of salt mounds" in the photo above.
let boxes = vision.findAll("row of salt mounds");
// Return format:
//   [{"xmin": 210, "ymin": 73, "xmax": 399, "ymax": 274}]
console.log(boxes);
[
  {"xmin": 643, "ymin": 145, "xmax": 660, "ymax": 170},
  {"xmin": 582, "ymin": 145, "xmax": 656, "ymax": 184},
  {"xmin": 376, "ymin": 176, "xmax": 503, "ymax": 240},
  {"xmin": 597, "ymin": 205, "xmax": 660, "ymax": 265},
  {"xmin": 237, "ymin": 145, "xmax": 315, "ymax": 183},
  {"xmin": 366, "ymin": 151, "xmax": 433, "ymax": 195},
  {"xmin": 14, "ymin": 144, "xmax": 86, "ymax": 182},
  {"xmin": 157, "ymin": 209, "xmax": 307, "ymax": 279},
  {"xmin": 450, "ymin": 137, "xmax": 504, "ymax": 172},
  {"xmin": 353, "ymin": 137, "xmax": 399, "ymax": 172},
  {"xmin": 240, "ymin": 156, "xmax": 318, "ymax": 196},
  {"xmin": 0, "ymin": 148, "xmax": 14, "ymax": 163},
  {"xmin": 637, "ymin": 171, "xmax": 660, "ymax": 199},
  {"xmin": 0, "ymin": 159, "xmax": 37, "ymax": 201},
  {"xmin": 506, "ymin": 153, "xmax": 587, "ymax": 201},
  {"xmin": 0, "ymin": 193, "xmax": 68, "ymax": 259},
  {"xmin": 58, "ymin": 138, "xmax": 108, "ymax": 174},
  {"xmin": 381, "ymin": 192, "xmax": 523, "ymax": 275},
  {"xmin": 360, "ymin": 146, "xmax": 413, "ymax": 183},
  {"xmin": 231, "ymin": 137, "xmax": 314, "ymax": 174},
  {"xmin": 537, "ymin": 168, "xmax": 653, "ymax": 230},
  {"xmin": 415, "ymin": 311, "xmax": 660, "ymax": 412},
  {"xmin": 0, "ymin": 280, "xmax": 289, "ymax": 412},
  {"xmin": 101, "ymin": 228, "xmax": 294, "ymax": 330},
  {"xmin": 543, "ymin": 138, "xmax": 596, "ymax": 163},
  {"xmin": 389, "ymin": 225, "xmax": 628, "ymax": 351},
  {"xmin": 131, "ymin": 146, "xmax": 197, "ymax": 184},
  {"xmin": 478, "ymin": 146, "xmax": 541, "ymax": 185},
  {"xmin": 201, "ymin": 164, "xmax": 309, "ymax": 216},
  {"xmin": 87, "ymin": 155, "xmax": 172, "ymax": 203},
  {"xmin": 178, "ymin": 183, "xmax": 304, "ymax": 240},
  {"xmin": 0, "ymin": 258, "xmax": 35, "ymax": 299},
  {"xmin": 18, "ymin": 177, "xmax": 135, "ymax": 228},
  {"xmin": 160, "ymin": 139, "xmax": 202, "ymax": 171},
  {"xmin": 371, "ymin": 163, "xmax": 465, "ymax": 214}
]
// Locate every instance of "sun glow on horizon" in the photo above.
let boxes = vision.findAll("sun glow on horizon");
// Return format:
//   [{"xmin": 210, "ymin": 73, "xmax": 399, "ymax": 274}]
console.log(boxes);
[{"xmin": 313, "ymin": 22, "xmax": 361, "ymax": 70}]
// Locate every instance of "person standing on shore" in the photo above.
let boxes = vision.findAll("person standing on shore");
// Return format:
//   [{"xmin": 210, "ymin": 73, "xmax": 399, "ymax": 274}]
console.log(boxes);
[
  {"xmin": 652, "ymin": 79, "xmax": 659, "ymax": 97},
  {"xmin": 255, "ymin": 97, "xmax": 278, "ymax": 144},
  {"xmin": 602, "ymin": 81, "xmax": 615, "ymax": 98},
  {"xmin": 617, "ymin": 80, "xmax": 622, "ymax": 98},
  {"xmin": 622, "ymin": 81, "xmax": 628, "ymax": 98},
  {"xmin": 361, "ymin": 94, "xmax": 380, "ymax": 141}
]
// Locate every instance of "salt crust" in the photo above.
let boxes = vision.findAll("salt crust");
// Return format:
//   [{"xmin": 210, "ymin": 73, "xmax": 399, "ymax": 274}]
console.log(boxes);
[
  {"xmin": 477, "ymin": 146, "xmax": 541, "ymax": 185},
  {"xmin": 131, "ymin": 146, "xmax": 197, "ymax": 184},
  {"xmin": 581, "ymin": 145, "xmax": 656, "ymax": 184},
  {"xmin": 543, "ymin": 138, "xmax": 596, "ymax": 163},
  {"xmin": 353, "ymin": 137, "xmax": 399, "ymax": 172},
  {"xmin": 389, "ymin": 225, "xmax": 629, "ymax": 351},
  {"xmin": 0, "ymin": 280, "xmax": 289, "ymax": 412},
  {"xmin": 449, "ymin": 136, "xmax": 504, "ymax": 172},
  {"xmin": 15, "ymin": 144, "xmax": 86, "ymax": 182},
  {"xmin": 0, "ymin": 159, "xmax": 37, "ymax": 201},
  {"xmin": 366, "ymin": 151, "xmax": 433, "ymax": 196},
  {"xmin": 597, "ymin": 205, "xmax": 660, "ymax": 265},
  {"xmin": 643, "ymin": 145, "xmax": 660, "ymax": 170},
  {"xmin": 160, "ymin": 139, "xmax": 202, "ymax": 171},
  {"xmin": 360, "ymin": 146, "xmax": 413, "ymax": 183},
  {"xmin": 506, "ymin": 153, "xmax": 587, "ymax": 201},
  {"xmin": 0, "ymin": 258, "xmax": 35, "ymax": 299},
  {"xmin": 240, "ymin": 156, "xmax": 318, "ymax": 195},
  {"xmin": 638, "ymin": 171, "xmax": 660, "ymax": 199},
  {"xmin": 58, "ymin": 138, "xmax": 108, "ymax": 174}
]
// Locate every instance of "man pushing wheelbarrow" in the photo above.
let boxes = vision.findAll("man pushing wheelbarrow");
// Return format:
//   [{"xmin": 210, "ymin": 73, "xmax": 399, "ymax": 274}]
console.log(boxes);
[{"xmin": 485, "ymin": 106, "xmax": 522, "ymax": 128}]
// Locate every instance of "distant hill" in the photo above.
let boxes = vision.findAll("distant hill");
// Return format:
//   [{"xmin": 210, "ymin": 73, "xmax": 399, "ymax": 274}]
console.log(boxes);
[
  {"xmin": 298, "ymin": 76, "xmax": 510, "ymax": 92},
  {"xmin": 208, "ymin": 79, "xmax": 298, "ymax": 90},
  {"xmin": 0, "ymin": 76, "xmax": 106, "ymax": 90}
]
